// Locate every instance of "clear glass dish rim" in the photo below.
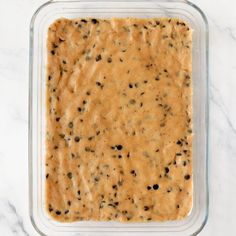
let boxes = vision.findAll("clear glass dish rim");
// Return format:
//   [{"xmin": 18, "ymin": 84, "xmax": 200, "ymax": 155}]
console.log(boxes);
[{"xmin": 28, "ymin": 0, "xmax": 209, "ymax": 235}]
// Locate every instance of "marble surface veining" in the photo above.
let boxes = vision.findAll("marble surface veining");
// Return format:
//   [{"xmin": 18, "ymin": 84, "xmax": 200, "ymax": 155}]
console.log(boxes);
[{"xmin": 0, "ymin": 0, "xmax": 236, "ymax": 235}]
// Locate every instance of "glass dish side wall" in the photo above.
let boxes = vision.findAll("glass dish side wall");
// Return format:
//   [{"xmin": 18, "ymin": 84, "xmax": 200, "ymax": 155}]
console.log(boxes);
[{"xmin": 29, "ymin": 1, "xmax": 208, "ymax": 235}]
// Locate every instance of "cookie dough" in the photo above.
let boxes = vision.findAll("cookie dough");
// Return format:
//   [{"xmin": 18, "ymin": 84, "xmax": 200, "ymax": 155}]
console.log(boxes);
[{"xmin": 45, "ymin": 17, "xmax": 193, "ymax": 222}]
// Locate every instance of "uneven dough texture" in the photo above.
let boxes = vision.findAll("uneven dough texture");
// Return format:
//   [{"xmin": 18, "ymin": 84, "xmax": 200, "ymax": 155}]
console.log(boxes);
[{"xmin": 45, "ymin": 17, "xmax": 193, "ymax": 222}]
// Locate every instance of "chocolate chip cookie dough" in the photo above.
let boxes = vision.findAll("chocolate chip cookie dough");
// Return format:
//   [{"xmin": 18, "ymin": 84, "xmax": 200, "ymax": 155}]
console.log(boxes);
[{"xmin": 45, "ymin": 17, "xmax": 193, "ymax": 222}]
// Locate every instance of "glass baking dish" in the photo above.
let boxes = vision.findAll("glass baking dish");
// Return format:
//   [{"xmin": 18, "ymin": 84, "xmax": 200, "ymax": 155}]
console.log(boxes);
[{"xmin": 29, "ymin": 0, "xmax": 209, "ymax": 235}]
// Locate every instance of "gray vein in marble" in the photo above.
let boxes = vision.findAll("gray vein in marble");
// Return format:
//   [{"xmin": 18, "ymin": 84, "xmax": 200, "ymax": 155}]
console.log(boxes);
[
  {"xmin": 209, "ymin": 17, "xmax": 236, "ymax": 42},
  {"xmin": 226, "ymin": 27, "xmax": 236, "ymax": 41},
  {"xmin": 0, "ymin": 48, "xmax": 27, "ymax": 82},
  {"xmin": 210, "ymin": 83, "xmax": 236, "ymax": 135},
  {"xmin": 0, "ymin": 201, "xmax": 30, "ymax": 236},
  {"xmin": 9, "ymin": 201, "xmax": 30, "ymax": 236},
  {"xmin": 9, "ymin": 107, "xmax": 28, "ymax": 125}
]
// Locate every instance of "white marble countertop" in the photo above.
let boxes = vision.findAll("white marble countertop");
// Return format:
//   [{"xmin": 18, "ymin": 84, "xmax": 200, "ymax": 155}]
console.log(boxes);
[{"xmin": 0, "ymin": 0, "xmax": 235, "ymax": 235}]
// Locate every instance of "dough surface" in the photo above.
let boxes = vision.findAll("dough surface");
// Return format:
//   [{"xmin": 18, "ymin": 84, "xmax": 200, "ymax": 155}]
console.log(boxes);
[{"xmin": 45, "ymin": 17, "xmax": 193, "ymax": 222}]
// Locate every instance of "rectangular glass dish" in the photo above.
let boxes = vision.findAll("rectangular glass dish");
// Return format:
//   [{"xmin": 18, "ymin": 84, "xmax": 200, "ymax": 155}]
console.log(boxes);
[{"xmin": 29, "ymin": 0, "xmax": 209, "ymax": 235}]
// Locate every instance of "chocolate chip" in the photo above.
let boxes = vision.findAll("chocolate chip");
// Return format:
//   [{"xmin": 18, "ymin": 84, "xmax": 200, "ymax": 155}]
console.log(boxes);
[
  {"xmin": 153, "ymin": 184, "xmax": 159, "ymax": 190},
  {"xmin": 165, "ymin": 167, "xmax": 169, "ymax": 174},
  {"xmin": 74, "ymin": 136, "xmax": 80, "ymax": 142},
  {"xmin": 48, "ymin": 205, "xmax": 53, "ymax": 212},
  {"xmin": 107, "ymin": 57, "xmax": 112, "ymax": 63},
  {"xmin": 96, "ymin": 54, "xmax": 102, "ymax": 61},
  {"xmin": 67, "ymin": 172, "xmax": 72, "ymax": 179},
  {"xmin": 116, "ymin": 145, "xmax": 123, "ymax": 150},
  {"xmin": 129, "ymin": 99, "xmax": 136, "ymax": 105},
  {"xmin": 184, "ymin": 174, "xmax": 190, "ymax": 180},
  {"xmin": 147, "ymin": 186, "xmax": 152, "ymax": 190},
  {"xmin": 91, "ymin": 19, "xmax": 98, "ymax": 24},
  {"xmin": 176, "ymin": 140, "xmax": 182, "ymax": 146}
]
